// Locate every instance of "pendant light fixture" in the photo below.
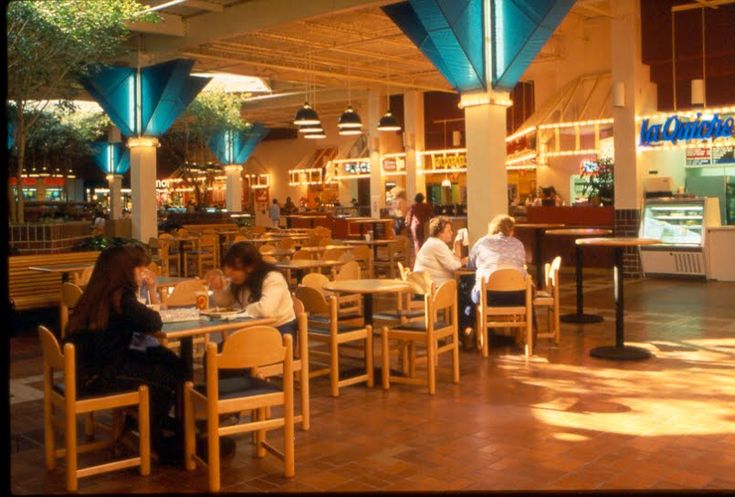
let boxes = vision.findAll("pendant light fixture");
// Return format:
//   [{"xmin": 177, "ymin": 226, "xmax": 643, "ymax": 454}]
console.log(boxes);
[
  {"xmin": 441, "ymin": 176, "xmax": 452, "ymax": 188},
  {"xmin": 339, "ymin": 57, "xmax": 363, "ymax": 135},
  {"xmin": 294, "ymin": 54, "xmax": 321, "ymax": 126},
  {"xmin": 303, "ymin": 128, "xmax": 327, "ymax": 139},
  {"xmin": 378, "ymin": 61, "xmax": 401, "ymax": 132},
  {"xmin": 298, "ymin": 123, "xmax": 324, "ymax": 134}
]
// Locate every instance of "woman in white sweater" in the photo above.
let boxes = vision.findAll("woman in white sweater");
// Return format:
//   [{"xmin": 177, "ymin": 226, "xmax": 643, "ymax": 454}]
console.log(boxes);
[
  {"xmin": 412, "ymin": 216, "xmax": 465, "ymax": 284},
  {"xmin": 205, "ymin": 242, "xmax": 296, "ymax": 337}
]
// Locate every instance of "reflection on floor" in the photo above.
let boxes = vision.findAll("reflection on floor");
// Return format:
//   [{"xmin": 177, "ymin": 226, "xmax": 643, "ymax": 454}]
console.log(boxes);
[{"xmin": 10, "ymin": 272, "xmax": 735, "ymax": 492}]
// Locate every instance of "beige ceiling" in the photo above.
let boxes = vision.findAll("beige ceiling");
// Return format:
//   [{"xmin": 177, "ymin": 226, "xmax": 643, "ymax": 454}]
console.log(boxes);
[{"xmin": 131, "ymin": 0, "xmax": 612, "ymax": 128}]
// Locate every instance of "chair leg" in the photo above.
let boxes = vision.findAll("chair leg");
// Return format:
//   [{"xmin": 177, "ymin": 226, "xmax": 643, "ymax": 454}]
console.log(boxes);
[
  {"xmin": 208, "ymin": 411, "xmax": 221, "ymax": 492},
  {"xmin": 255, "ymin": 407, "xmax": 267, "ymax": 458},
  {"xmin": 427, "ymin": 335, "xmax": 436, "ymax": 396},
  {"xmin": 183, "ymin": 383, "xmax": 196, "ymax": 471},
  {"xmin": 329, "ymin": 338, "xmax": 340, "ymax": 398},
  {"xmin": 452, "ymin": 330, "xmax": 460, "ymax": 384},
  {"xmin": 283, "ymin": 393, "xmax": 295, "ymax": 478},
  {"xmin": 65, "ymin": 402, "xmax": 78, "ymax": 492},
  {"xmin": 365, "ymin": 326, "xmax": 374, "ymax": 388},
  {"xmin": 43, "ymin": 387, "xmax": 55, "ymax": 470},
  {"xmin": 138, "ymin": 386, "xmax": 151, "ymax": 476},
  {"xmin": 381, "ymin": 327, "xmax": 390, "ymax": 390},
  {"xmin": 299, "ymin": 363, "xmax": 310, "ymax": 432}
]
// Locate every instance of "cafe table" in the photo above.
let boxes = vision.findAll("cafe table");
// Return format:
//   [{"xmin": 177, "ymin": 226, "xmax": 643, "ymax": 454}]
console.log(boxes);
[
  {"xmin": 322, "ymin": 279, "xmax": 411, "ymax": 326},
  {"xmin": 28, "ymin": 262, "xmax": 95, "ymax": 283},
  {"xmin": 297, "ymin": 245, "xmax": 354, "ymax": 258},
  {"xmin": 545, "ymin": 228, "xmax": 613, "ymax": 324},
  {"xmin": 275, "ymin": 259, "xmax": 346, "ymax": 284},
  {"xmin": 514, "ymin": 223, "xmax": 566, "ymax": 288},
  {"xmin": 575, "ymin": 237, "xmax": 661, "ymax": 360},
  {"xmin": 259, "ymin": 247, "xmax": 296, "ymax": 259},
  {"xmin": 340, "ymin": 238, "xmax": 396, "ymax": 259}
]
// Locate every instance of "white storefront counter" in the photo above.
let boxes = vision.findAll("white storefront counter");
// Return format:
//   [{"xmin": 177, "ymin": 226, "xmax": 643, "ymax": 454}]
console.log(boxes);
[{"xmin": 706, "ymin": 226, "xmax": 735, "ymax": 281}]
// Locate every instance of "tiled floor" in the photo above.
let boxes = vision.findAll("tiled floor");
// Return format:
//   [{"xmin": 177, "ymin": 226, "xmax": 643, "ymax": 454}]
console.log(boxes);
[{"xmin": 9, "ymin": 270, "xmax": 735, "ymax": 493}]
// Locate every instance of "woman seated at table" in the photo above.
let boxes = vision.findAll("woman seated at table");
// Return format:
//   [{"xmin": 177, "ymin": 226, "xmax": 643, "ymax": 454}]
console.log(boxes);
[
  {"xmin": 413, "ymin": 216, "xmax": 465, "ymax": 284},
  {"xmin": 65, "ymin": 244, "xmax": 187, "ymax": 466},
  {"xmin": 467, "ymin": 214, "xmax": 528, "ymax": 307},
  {"xmin": 205, "ymin": 242, "xmax": 296, "ymax": 338}
]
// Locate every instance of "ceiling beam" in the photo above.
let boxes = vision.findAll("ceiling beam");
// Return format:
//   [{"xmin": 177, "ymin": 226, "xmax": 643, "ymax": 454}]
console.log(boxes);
[
  {"xmin": 183, "ymin": 50, "xmax": 455, "ymax": 93},
  {"xmin": 672, "ymin": 0, "xmax": 735, "ymax": 11},
  {"xmin": 127, "ymin": 12, "xmax": 184, "ymax": 37},
  {"xmin": 185, "ymin": 0, "xmax": 224, "ymax": 12},
  {"xmin": 140, "ymin": 0, "xmax": 397, "ymax": 53}
]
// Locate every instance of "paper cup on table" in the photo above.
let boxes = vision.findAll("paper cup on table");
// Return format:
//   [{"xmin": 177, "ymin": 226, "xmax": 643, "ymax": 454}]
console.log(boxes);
[
  {"xmin": 147, "ymin": 303, "xmax": 161, "ymax": 312},
  {"xmin": 194, "ymin": 290, "xmax": 209, "ymax": 311}
]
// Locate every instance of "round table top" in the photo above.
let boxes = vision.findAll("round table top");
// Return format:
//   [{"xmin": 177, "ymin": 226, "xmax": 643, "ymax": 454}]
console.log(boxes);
[
  {"xmin": 299, "ymin": 245, "xmax": 354, "ymax": 252},
  {"xmin": 260, "ymin": 248, "xmax": 296, "ymax": 257},
  {"xmin": 576, "ymin": 237, "xmax": 661, "ymax": 247},
  {"xmin": 341, "ymin": 239, "xmax": 396, "ymax": 246},
  {"xmin": 349, "ymin": 218, "xmax": 392, "ymax": 224},
  {"xmin": 546, "ymin": 228, "xmax": 614, "ymax": 237},
  {"xmin": 515, "ymin": 223, "xmax": 567, "ymax": 229},
  {"xmin": 276, "ymin": 259, "xmax": 345, "ymax": 270},
  {"xmin": 322, "ymin": 279, "xmax": 411, "ymax": 294}
]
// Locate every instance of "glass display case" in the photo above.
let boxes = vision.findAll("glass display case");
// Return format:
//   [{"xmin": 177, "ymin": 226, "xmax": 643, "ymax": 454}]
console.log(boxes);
[{"xmin": 639, "ymin": 197, "xmax": 721, "ymax": 277}]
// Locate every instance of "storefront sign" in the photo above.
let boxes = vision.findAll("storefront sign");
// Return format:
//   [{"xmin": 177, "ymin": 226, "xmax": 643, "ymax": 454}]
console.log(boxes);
[
  {"xmin": 432, "ymin": 154, "xmax": 467, "ymax": 169},
  {"xmin": 640, "ymin": 113, "xmax": 735, "ymax": 146},
  {"xmin": 156, "ymin": 179, "xmax": 169, "ymax": 189},
  {"xmin": 686, "ymin": 144, "xmax": 735, "ymax": 166},
  {"xmin": 343, "ymin": 161, "xmax": 370, "ymax": 174}
]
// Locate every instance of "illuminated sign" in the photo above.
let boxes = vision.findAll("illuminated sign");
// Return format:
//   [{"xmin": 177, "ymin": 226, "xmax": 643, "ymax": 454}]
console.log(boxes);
[
  {"xmin": 639, "ymin": 113, "xmax": 735, "ymax": 146},
  {"xmin": 432, "ymin": 154, "xmax": 467, "ymax": 169},
  {"xmin": 579, "ymin": 160, "xmax": 598, "ymax": 175},
  {"xmin": 156, "ymin": 179, "xmax": 169, "ymax": 189},
  {"xmin": 344, "ymin": 161, "xmax": 370, "ymax": 174}
]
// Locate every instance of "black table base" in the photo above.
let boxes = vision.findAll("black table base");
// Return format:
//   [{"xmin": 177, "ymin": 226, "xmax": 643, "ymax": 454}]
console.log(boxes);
[
  {"xmin": 562, "ymin": 244, "xmax": 604, "ymax": 324},
  {"xmin": 590, "ymin": 345, "xmax": 651, "ymax": 360}
]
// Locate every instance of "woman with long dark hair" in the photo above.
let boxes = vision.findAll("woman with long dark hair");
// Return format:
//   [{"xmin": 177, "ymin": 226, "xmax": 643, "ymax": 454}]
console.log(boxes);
[
  {"xmin": 205, "ymin": 242, "xmax": 296, "ymax": 337},
  {"xmin": 65, "ymin": 244, "xmax": 186, "ymax": 465}
]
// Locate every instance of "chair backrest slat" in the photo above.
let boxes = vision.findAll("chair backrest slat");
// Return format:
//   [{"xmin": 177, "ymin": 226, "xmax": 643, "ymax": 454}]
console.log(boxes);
[
  {"xmin": 483, "ymin": 268, "xmax": 527, "ymax": 292},
  {"xmin": 335, "ymin": 260, "xmax": 360, "ymax": 280},
  {"xmin": 301, "ymin": 273, "xmax": 330, "ymax": 295},
  {"xmin": 39, "ymin": 325, "xmax": 65, "ymax": 371},
  {"xmin": 432, "ymin": 279, "xmax": 456, "ymax": 311},
  {"xmin": 167, "ymin": 279, "xmax": 206, "ymax": 307},
  {"xmin": 295, "ymin": 285, "xmax": 330, "ymax": 314},
  {"xmin": 218, "ymin": 326, "xmax": 286, "ymax": 369}
]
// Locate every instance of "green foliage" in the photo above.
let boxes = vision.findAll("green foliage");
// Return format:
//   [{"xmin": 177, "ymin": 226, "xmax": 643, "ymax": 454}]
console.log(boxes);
[
  {"xmin": 75, "ymin": 236, "xmax": 139, "ymax": 252},
  {"xmin": 581, "ymin": 157, "xmax": 614, "ymax": 206},
  {"xmin": 186, "ymin": 89, "xmax": 250, "ymax": 142}
]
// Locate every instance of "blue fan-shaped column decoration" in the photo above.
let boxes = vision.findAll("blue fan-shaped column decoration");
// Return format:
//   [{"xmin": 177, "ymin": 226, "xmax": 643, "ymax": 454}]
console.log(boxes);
[
  {"xmin": 80, "ymin": 59, "xmax": 211, "ymax": 241},
  {"xmin": 91, "ymin": 142, "xmax": 130, "ymax": 219},
  {"xmin": 208, "ymin": 124, "xmax": 269, "ymax": 212}
]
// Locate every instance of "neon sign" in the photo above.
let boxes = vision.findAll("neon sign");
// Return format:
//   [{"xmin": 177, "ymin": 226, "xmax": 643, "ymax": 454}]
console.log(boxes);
[{"xmin": 639, "ymin": 113, "xmax": 735, "ymax": 146}]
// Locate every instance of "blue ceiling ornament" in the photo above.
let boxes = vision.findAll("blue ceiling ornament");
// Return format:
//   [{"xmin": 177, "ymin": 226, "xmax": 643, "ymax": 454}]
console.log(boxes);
[
  {"xmin": 208, "ymin": 124, "xmax": 269, "ymax": 166},
  {"xmin": 491, "ymin": 0, "xmax": 574, "ymax": 90},
  {"xmin": 91, "ymin": 142, "xmax": 130, "ymax": 175},
  {"xmin": 80, "ymin": 59, "xmax": 211, "ymax": 137},
  {"xmin": 383, "ymin": 0, "xmax": 485, "ymax": 92},
  {"xmin": 7, "ymin": 120, "xmax": 14, "ymax": 151}
]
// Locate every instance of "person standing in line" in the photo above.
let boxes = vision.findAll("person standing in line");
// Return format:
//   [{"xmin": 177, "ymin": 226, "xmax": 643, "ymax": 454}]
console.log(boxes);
[
  {"xmin": 392, "ymin": 190, "xmax": 408, "ymax": 236},
  {"xmin": 268, "ymin": 198, "xmax": 281, "ymax": 228},
  {"xmin": 405, "ymin": 192, "xmax": 434, "ymax": 261}
]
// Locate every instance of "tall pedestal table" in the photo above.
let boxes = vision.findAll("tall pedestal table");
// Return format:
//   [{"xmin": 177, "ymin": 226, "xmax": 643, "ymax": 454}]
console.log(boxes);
[{"xmin": 575, "ymin": 237, "xmax": 661, "ymax": 361}]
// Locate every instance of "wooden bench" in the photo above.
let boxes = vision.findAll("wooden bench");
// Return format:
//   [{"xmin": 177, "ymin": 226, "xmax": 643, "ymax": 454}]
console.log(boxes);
[{"xmin": 9, "ymin": 252, "xmax": 100, "ymax": 311}]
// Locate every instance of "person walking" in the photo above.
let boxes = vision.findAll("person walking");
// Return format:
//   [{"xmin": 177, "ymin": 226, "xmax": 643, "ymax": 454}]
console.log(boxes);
[
  {"xmin": 268, "ymin": 198, "xmax": 281, "ymax": 228},
  {"xmin": 405, "ymin": 192, "xmax": 434, "ymax": 261}
]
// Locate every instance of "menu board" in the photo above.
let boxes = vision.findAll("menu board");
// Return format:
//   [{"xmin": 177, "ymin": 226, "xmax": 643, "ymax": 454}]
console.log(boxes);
[
  {"xmin": 687, "ymin": 145, "xmax": 735, "ymax": 166},
  {"xmin": 712, "ymin": 145, "xmax": 735, "ymax": 164},
  {"xmin": 686, "ymin": 147, "xmax": 711, "ymax": 166}
]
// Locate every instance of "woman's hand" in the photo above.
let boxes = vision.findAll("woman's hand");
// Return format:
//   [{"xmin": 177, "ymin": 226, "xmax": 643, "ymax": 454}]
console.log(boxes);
[{"xmin": 205, "ymin": 269, "xmax": 226, "ymax": 290}]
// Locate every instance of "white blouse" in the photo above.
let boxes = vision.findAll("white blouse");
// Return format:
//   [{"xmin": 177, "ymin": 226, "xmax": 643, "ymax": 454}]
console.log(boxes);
[
  {"xmin": 211, "ymin": 271, "xmax": 295, "ymax": 327},
  {"xmin": 413, "ymin": 236, "xmax": 463, "ymax": 284}
]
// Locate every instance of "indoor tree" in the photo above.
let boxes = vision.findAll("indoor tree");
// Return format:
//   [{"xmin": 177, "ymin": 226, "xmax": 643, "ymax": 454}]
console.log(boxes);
[{"xmin": 7, "ymin": 0, "xmax": 156, "ymax": 223}]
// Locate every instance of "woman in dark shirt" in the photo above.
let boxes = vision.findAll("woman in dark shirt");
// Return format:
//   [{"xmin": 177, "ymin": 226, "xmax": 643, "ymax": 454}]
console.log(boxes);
[
  {"xmin": 65, "ymin": 244, "xmax": 187, "ymax": 465},
  {"xmin": 406, "ymin": 192, "xmax": 434, "ymax": 260}
]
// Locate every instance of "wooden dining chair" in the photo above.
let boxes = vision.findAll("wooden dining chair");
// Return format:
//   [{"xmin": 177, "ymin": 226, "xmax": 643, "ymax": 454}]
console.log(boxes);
[
  {"xmin": 259, "ymin": 244, "xmax": 277, "ymax": 255},
  {"xmin": 534, "ymin": 256, "xmax": 562, "ymax": 346},
  {"xmin": 60, "ymin": 282, "xmax": 83, "ymax": 338},
  {"xmin": 380, "ymin": 279, "xmax": 460, "ymax": 395},
  {"xmin": 322, "ymin": 248, "xmax": 344, "ymax": 260},
  {"xmin": 351, "ymin": 245, "xmax": 373, "ymax": 278},
  {"xmin": 337, "ymin": 251, "xmax": 355, "ymax": 263},
  {"xmin": 317, "ymin": 237, "xmax": 334, "ymax": 247},
  {"xmin": 71, "ymin": 267, "xmax": 94, "ymax": 288},
  {"xmin": 277, "ymin": 238, "xmax": 295, "ymax": 250},
  {"xmin": 335, "ymin": 260, "xmax": 361, "ymax": 281},
  {"xmin": 39, "ymin": 326, "xmax": 150, "ymax": 492},
  {"xmin": 164, "ymin": 279, "xmax": 207, "ymax": 308},
  {"xmin": 476, "ymin": 269, "xmax": 533, "ymax": 358},
  {"xmin": 300, "ymin": 273, "xmax": 363, "ymax": 321},
  {"xmin": 157, "ymin": 234, "xmax": 180, "ymax": 277},
  {"xmin": 294, "ymin": 286, "xmax": 373, "ymax": 397},
  {"xmin": 256, "ymin": 298, "xmax": 310, "ymax": 431},
  {"xmin": 291, "ymin": 250, "xmax": 312, "ymax": 261},
  {"xmin": 183, "ymin": 327, "xmax": 294, "ymax": 492},
  {"xmin": 184, "ymin": 233, "xmax": 218, "ymax": 277}
]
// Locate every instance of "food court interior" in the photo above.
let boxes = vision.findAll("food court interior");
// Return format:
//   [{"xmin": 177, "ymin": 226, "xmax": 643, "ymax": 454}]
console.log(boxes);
[{"xmin": 7, "ymin": 0, "xmax": 735, "ymax": 493}]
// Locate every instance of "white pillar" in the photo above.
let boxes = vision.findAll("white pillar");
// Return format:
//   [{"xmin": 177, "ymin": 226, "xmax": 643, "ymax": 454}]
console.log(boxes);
[
  {"xmin": 128, "ymin": 137, "xmax": 159, "ymax": 243},
  {"xmin": 108, "ymin": 174, "xmax": 123, "ymax": 220},
  {"xmin": 464, "ymin": 94, "xmax": 510, "ymax": 245},
  {"xmin": 367, "ymin": 90, "xmax": 384, "ymax": 218},
  {"xmin": 224, "ymin": 165, "xmax": 243, "ymax": 212},
  {"xmin": 403, "ymin": 90, "xmax": 425, "ymax": 202}
]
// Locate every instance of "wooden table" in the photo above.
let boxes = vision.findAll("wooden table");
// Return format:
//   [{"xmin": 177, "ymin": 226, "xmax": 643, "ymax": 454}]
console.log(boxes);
[
  {"xmin": 515, "ymin": 223, "xmax": 566, "ymax": 288},
  {"xmin": 545, "ymin": 228, "xmax": 613, "ymax": 324},
  {"xmin": 340, "ymin": 239, "xmax": 396, "ymax": 259},
  {"xmin": 28, "ymin": 262, "xmax": 95, "ymax": 283},
  {"xmin": 297, "ymin": 245, "xmax": 354, "ymax": 258},
  {"xmin": 275, "ymin": 259, "xmax": 346, "ymax": 284},
  {"xmin": 576, "ymin": 237, "xmax": 661, "ymax": 361},
  {"xmin": 157, "ymin": 316, "xmax": 276, "ymax": 380},
  {"xmin": 348, "ymin": 218, "xmax": 393, "ymax": 238},
  {"xmin": 260, "ymin": 248, "xmax": 296, "ymax": 259},
  {"xmin": 322, "ymin": 279, "xmax": 411, "ymax": 326}
]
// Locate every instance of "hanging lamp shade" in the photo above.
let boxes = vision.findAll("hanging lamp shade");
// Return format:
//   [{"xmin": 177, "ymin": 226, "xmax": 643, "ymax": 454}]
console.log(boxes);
[
  {"xmin": 303, "ymin": 129, "xmax": 327, "ymax": 139},
  {"xmin": 378, "ymin": 110, "xmax": 401, "ymax": 131},
  {"xmin": 298, "ymin": 123, "xmax": 324, "ymax": 134},
  {"xmin": 294, "ymin": 102, "xmax": 320, "ymax": 125},
  {"xmin": 339, "ymin": 127, "xmax": 362, "ymax": 136},
  {"xmin": 338, "ymin": 105, "xmax": 363, "ymax": 129},
  {"xmin": 441, "ymin": 177, "xmax": 452, "ymax": 188}
]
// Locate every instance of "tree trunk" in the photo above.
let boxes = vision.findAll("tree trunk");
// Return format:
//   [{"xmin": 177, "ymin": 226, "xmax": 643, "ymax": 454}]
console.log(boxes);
[{"xmin": 15, "ymin": 104, "xmax": 26, "ymax": 224}]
